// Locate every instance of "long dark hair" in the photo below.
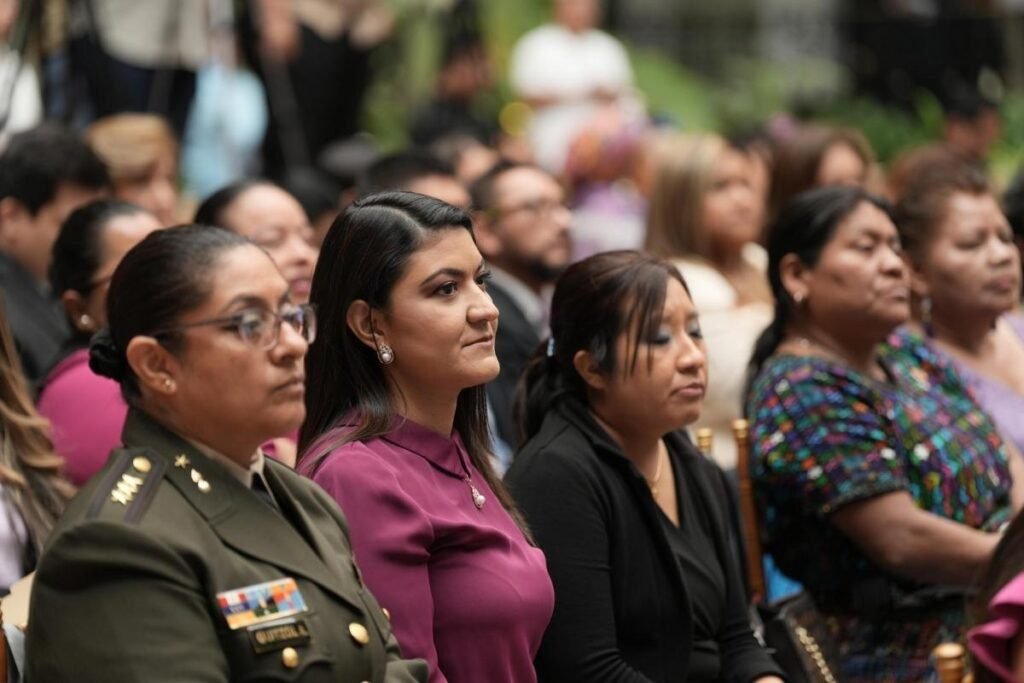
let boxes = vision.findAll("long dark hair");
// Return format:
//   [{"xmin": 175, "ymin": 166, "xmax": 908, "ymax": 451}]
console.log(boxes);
[
  {"xmin": 748, "ymin": 185, "xmax": 892, "ymax": 382},
  {"xmin": 298, "ymin": 191, "xmax": 524, "ymax": 528},
  {"xmin": 50, "ymin": 199, "xmax": 152, "ymax": 348},
  {"xmin": 89, "ymin": 225, "xmax": 253, "ymax": 404},
  {"xmin": 516, "ymin": 250, "xmax": 687, "ymax": 441}
]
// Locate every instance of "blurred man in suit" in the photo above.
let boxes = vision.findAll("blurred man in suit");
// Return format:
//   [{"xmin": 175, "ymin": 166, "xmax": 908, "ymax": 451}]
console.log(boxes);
[{"xmin": 471, "ymin": 161, "xmax": 572, "ymax": 448}]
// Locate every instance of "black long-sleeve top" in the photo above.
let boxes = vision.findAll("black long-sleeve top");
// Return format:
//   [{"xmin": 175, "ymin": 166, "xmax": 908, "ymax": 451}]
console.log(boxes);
[{"xmin": 505, "ymin": 397, "xmax": 783, "ymax": 683}]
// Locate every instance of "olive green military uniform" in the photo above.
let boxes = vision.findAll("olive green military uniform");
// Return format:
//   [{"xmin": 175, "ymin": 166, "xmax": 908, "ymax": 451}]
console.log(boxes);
[{"xmin": 25, "ymin": 409, "xmax": 428, "ymax": 683}]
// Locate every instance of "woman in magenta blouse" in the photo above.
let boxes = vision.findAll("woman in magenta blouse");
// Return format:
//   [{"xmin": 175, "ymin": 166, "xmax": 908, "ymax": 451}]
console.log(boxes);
[
  {"xmin": 37, "ymin": 200, "xmax": 162, "ymax": 485},
  {"xmin": 298, "ymin": 191, "xmax": 553, "ymax": 683}
]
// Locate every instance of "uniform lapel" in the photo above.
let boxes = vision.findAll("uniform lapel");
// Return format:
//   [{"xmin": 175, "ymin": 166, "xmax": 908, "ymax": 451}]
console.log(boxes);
[
  {"xmin": 121, "ymin": 410, "xmax": 362, "ymax": 610},
  {"xmin": 262, "ymin": 462, "xmax": 367, "ymax": 599}
]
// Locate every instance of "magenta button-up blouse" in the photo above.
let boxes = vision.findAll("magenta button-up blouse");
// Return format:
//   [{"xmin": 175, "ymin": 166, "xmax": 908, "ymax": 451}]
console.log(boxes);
[{"xmin": 301, "ymin": 416, "xmax": 553, "ymax": 683}]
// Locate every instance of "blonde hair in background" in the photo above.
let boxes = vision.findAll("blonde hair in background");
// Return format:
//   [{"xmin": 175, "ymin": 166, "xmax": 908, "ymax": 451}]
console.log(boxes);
[
  {"xmin": 86, "ymin": 113, "xmax": 177, "ymax": 183},
  {"xmin": 0, "ymin": 304, "xmax": 74, "ymax": 555},
  {"xmin": 644, "ymin": 132, "xmax": 728, "ymax": 262}
]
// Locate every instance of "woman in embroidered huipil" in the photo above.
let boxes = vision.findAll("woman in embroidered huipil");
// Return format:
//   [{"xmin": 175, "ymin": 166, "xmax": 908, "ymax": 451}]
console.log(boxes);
[
  {"xmin": 298, "ymin": 191, "xmax": 554, "ymax": 683},
  {"xmin": 746, "ymin": 186, "xmax": 1024, "ymax": 682},
  {"xmin": 894, "ymin": 162, "xmax": 1024, "ymax": 456}
]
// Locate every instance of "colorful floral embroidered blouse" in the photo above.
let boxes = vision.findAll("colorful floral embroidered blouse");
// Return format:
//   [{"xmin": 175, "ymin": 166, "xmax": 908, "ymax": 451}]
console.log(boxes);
[{"xmin": 747, "ymin": 326, "xmax": 1014, "ymax": 680}]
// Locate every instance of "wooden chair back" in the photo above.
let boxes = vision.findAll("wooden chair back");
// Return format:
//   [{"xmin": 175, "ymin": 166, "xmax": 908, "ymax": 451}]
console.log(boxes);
[
  {"xmin": 933, "ymin": 642, "xmax": 973, "ymax": 683},
  {"xmin": 695, "ymin": 428, "xmax": 714, "ymax": 458},
  {"xmin": 733, "ymin": 418, "xmax": 767, "ymax": 603}
]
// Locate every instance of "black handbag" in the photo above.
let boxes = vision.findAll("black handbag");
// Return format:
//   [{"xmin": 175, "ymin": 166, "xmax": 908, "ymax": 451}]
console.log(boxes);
[{"xmin": 757, "ymin": 591, "xmax": 842, "ymax": 683}]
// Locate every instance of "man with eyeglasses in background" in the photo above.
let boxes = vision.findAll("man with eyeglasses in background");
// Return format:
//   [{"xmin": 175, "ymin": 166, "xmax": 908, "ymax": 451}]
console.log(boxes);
[{"xmin": 470, "ymin": 161, "xmax": 573, "ymax": 452}]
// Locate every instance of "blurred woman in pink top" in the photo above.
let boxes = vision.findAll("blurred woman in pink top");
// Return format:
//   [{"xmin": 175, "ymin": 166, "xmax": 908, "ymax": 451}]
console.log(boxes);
[{"xmin": 37, "ymin": 200, "xmax": 161, "ymax": 485}]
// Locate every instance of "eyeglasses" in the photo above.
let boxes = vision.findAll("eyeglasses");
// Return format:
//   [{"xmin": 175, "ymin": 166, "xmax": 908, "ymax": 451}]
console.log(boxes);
[
  {"xmin": 152, "ymin": 303, "xmax": 317, "ymax": 350},
  {"xmin": 492, "ymin": 197, "xmax": 569, "ymax": 221}
]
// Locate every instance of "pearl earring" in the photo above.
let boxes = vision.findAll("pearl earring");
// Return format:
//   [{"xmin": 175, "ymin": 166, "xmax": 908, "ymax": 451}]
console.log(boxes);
[
  {"xmin": 79, "ymin": 314, "xmax": 93, "ymax": 329},
  {"xmin": 377, "ymin": 344, "xmax": 394, "ymax": 365}
]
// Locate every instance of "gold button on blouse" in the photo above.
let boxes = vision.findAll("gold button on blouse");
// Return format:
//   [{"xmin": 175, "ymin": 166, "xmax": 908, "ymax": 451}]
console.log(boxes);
[
  {"xmin": 349, "ymin": 622, "xmax": 370, "ymax": 645},
  {"xmin": 281, "ymin": 647, "xmax": 299, "ymax": 668}
]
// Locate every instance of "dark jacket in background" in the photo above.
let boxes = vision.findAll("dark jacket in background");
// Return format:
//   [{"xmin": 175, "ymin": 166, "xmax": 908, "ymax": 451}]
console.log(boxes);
[
  {"xmin": 505, "ymin": 397, "xmax": 783, "ymax": 683},
  {"xmin": 483, "ymin": 278, "xmax": 540, "ymax": 448},
  {"xmin": 0, "ymin": 254, "xmax": 68, "ymax": 389},
  {"xmin": 486, "ymin": 279, "xmax": 541, "ymax": 448}
]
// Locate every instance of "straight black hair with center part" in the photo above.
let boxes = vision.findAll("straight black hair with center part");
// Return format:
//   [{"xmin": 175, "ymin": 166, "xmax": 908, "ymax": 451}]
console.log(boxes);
[{"xmin": 298, "ymin": 190, "xmax": 528, "ymax": 532}]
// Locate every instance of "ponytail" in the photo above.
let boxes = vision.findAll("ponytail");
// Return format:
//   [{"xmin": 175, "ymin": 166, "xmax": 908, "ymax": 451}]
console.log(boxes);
[
  {"xmin": 514, "ymin": 251, "xmax": 684, "ymax": 443},
  {"xmin": 745, "ymin": 302, "xmax": 789, "ymax": 413},
  {"xmin": 747, "ymin": 185, "xmax": 894, "ymax": 407},
  {"xmin": 515, "ymin": 340, "xmax": 571, "ymax": 443}
]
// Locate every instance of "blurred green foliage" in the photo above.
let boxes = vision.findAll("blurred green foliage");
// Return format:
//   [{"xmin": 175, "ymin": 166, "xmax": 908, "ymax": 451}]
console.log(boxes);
[{"xmin": 361, "ymin": 0, "xmax": 1023, "ymax": 179}]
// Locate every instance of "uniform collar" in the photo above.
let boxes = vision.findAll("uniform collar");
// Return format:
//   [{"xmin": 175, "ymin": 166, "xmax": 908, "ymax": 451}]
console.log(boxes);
[
  {"xmin": 120, "ymin": 408, "xmax": 363, "ymax": 608},
  {"xmin": 186, "ymin": 438, "xmax": 266, "ymax": 490}
]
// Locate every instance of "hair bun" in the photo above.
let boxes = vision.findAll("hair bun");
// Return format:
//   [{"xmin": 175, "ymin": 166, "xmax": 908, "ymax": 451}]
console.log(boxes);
[{"xmin": 89, "ymin": 328, "xmax": 127, "ymax": 381}]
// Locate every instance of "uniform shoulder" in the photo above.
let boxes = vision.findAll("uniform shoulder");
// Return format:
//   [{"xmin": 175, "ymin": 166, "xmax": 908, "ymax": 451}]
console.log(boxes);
[{"xmin": 73, "ymin": 447, "xmax": 170, "ymax": 526}]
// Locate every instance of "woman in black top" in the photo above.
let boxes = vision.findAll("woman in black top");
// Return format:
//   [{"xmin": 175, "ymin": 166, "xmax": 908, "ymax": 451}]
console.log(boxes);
[{"xmin": 505, "ymin": 251, "xmax": 783, "ymax": 683}]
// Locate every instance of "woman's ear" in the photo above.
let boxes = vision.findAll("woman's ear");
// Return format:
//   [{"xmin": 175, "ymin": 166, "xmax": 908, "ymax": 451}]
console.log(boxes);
[
  {"xmin": 346, "ymin": 299, "xmax": 382, "ymax": 351},
  {"xmin": 778, "ymin": 253, "xmax": 810, "ymax": 302},
  {"xmin": 60, "ymin": 290, "xmax": 90, "ymax": 332},
  {"xmin": 572, "ymin": 349, "xmax": 606, "ymax": 392},
  {"xmin": 902, "ymin": 252, "xmax": 931, "ymax": 298},
  {"xmin": 125, "ymin": 337, "xmax": 180, "ymax": 396}
]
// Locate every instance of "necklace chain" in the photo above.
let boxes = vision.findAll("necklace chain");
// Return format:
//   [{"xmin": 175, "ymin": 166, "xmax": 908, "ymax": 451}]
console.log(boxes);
[{"xmin": 645, "ymin": 446, "xmax": 665, "ymax": 496}]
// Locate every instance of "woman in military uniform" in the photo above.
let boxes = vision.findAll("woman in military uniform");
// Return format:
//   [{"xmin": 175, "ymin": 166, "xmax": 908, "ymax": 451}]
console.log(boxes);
[{"xmin": 25, "ymin": 226, "xmax": 427, "ymax": 683}]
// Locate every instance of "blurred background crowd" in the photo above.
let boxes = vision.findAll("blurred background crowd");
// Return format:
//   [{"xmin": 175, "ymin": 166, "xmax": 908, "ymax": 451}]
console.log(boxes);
[{"xmin": 2, "ymin": 0, "xmax": 1024, "ymax": 681}]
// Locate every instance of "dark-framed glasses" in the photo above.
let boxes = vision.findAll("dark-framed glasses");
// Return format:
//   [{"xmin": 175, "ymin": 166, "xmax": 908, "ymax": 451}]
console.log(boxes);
[
  {"xmin": 153, "ymin": 303, "xmax": 317, "ymax": 350},
  {"xmin": 491, "ymin": 197, "xmax": 569, "ymax": 221}
]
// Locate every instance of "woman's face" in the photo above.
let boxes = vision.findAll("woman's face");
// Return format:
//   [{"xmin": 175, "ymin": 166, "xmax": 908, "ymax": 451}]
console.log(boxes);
[
  {"xmin": 375, "ymin": 229, "xmax": 499, "ymax": 399},
  {"xmin": 81, "ymin": 212, "xmax": 163, "ymax": 330},
  {"xmin": 169, "ymin": 245, "xmax": 308, "ymax": 444},
  {"xmin": 221, "ymin": 186, "xmax": 318, "ymax": 303},
  {"xmin": 802, "ymin": 201, "xmax": 910, "ymax": 340},
  {"xmin": 702, "ymin": 148, "xmax": 761, "ymax": 255},
  {"xmin": 914, "ymin": 191, "xmax": 1020, "ymax": 321},
  {"xmin": 594, "ymin": 278, "xmax": 707, "ymax": 437},
  {"xmin": 115, "ymin": 151, "xmax": 179, "ymax": 226},
  {"xmin": 816, "ymin": 142, "xmax": 867, "ymax": 188}
]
